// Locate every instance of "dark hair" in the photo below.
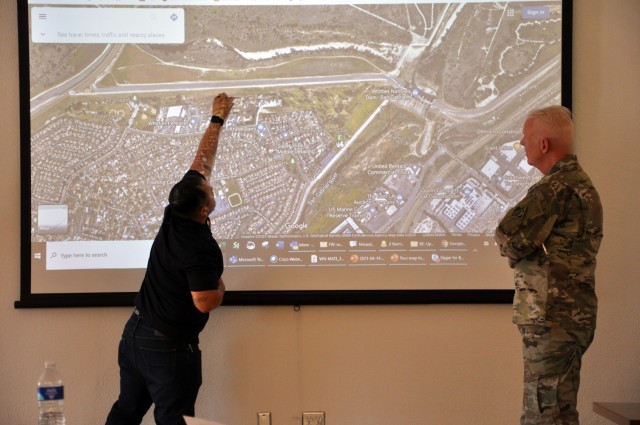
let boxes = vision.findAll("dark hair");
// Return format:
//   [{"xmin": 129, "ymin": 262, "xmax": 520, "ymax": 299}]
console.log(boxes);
[{"xmin": 168, "ymin": 175, "xmax": 207, "ymax": 218}]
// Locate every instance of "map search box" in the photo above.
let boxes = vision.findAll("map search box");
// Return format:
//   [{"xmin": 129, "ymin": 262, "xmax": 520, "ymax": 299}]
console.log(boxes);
[{"xmin": 31, "ymin": 7, "xmax": 185, "ymax": 44}]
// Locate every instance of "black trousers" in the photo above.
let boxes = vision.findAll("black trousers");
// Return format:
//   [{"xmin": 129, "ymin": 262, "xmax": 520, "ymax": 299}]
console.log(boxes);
[{"xmin": 106, "ymin": 311, "xmax": 202, "ymax": 425}]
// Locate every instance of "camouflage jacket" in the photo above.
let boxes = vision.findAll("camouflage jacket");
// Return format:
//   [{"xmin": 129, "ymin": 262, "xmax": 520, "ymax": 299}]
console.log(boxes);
[{"xmin": 495, "ymin": 155, "xmax": 603, "ymax": 327}]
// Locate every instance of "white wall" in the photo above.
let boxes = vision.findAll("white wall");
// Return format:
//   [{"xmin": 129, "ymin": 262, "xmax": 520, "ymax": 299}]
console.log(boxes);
[{"xmin": 1, "ymin": 1, "xmax": 638, "ymax": 424}]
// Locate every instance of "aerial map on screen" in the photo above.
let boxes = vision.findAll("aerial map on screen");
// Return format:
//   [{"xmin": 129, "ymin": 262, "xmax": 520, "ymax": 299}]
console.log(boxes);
[{"xmin": 26, "ymin": 1, "xmax": 563, "ymax": 293}]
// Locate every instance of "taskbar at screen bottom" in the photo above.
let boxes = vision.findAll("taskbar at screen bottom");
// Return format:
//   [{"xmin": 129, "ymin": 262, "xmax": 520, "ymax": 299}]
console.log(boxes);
[
  {"xmin": 29, "ymin": 234, "xmax": 513, "ymax": 294},
  {"xmin": 34, "ymin": 234, "xmax": 501, "ymax": 270}
]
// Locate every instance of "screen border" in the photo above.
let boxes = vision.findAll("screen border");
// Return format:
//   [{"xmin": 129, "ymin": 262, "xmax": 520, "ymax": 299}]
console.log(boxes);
[{"xmin": 16, "ymin": 0, "xmax": 572, "ymax": 308}]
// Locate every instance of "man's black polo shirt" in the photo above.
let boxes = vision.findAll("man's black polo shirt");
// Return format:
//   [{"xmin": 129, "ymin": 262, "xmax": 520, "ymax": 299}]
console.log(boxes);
[{"xmin": 135, "ymin": 171, "xmax": 224, "ymax": 343}]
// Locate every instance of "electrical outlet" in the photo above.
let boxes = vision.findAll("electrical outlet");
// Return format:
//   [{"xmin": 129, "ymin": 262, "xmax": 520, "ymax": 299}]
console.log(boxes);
[
  {"xmin": 302, "ymin": 411, "xmax": 325, "ymax": 425},
  {"xmin": 257, "ymin": 412, "xmax": 271, "ymax": 425}
]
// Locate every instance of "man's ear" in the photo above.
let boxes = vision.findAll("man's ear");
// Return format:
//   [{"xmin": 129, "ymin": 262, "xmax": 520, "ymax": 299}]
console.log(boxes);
[
  {"xmin": 197, "ymin": 206, "xmax": 209, "ymax": 223},
  {"xmin": 541, "ymin": 137, "xmax": 550, "ymax": 153}
]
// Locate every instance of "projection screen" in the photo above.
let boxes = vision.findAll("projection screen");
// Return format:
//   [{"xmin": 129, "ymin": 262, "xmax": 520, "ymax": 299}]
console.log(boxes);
[{"xmin": 17, "ymin": 0, "xmax": 572, "ymax": 307}]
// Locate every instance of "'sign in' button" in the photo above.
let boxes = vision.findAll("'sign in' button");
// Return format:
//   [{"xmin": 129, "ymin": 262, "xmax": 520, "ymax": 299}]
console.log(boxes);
[{"xmin": 522, "ymin": 6, "xmax": 550, "ymax": 19}]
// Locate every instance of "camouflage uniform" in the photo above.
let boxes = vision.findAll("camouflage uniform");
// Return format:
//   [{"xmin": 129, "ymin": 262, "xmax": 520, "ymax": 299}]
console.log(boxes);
[{"xmin": 495, "ymin": 155, "xmax": 603, "ymax": 425}]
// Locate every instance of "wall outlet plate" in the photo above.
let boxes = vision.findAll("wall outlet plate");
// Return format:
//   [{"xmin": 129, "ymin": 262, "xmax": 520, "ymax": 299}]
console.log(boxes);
[
  {"xmin": 302, "ymin": 411, "xmax": 325, "ymax": 425},
  {"xmin": 257, "ymin": 412, "xmax": 271, "ymax": 425}
]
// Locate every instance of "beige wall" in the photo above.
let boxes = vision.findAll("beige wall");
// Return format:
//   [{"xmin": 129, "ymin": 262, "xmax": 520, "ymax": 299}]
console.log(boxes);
[{"xmin": 1, "ymin": 1, "xmax": 638, "ymax": 424}]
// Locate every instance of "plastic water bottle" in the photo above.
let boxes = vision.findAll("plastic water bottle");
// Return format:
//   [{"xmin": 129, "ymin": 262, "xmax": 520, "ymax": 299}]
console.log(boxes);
[{"xmin": 37, "ymin": 361, "xmax": 66, "ymax": 425}]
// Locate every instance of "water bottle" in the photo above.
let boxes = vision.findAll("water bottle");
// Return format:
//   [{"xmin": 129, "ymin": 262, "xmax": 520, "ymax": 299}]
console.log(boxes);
[{"xmin": 37, "ymin": 361, "xmax": 66, "ymax": 425}]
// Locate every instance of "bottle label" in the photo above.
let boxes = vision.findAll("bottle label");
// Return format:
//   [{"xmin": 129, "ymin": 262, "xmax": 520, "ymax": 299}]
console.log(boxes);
[{"xmin": 38, "ymin": 386, "xmax": 64, "ymax": 401}]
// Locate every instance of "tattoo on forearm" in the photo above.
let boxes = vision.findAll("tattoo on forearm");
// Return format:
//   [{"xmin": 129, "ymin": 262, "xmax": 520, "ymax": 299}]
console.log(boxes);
[{"xmin": 193, "ymin": 295, "xmax": 209, "ymax": 304}]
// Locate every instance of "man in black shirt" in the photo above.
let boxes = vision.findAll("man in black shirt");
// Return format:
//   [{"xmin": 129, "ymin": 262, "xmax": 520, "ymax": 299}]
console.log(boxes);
[{"xmin": 106, "ymin": 93, "xmax": 234, "ymax": 425}]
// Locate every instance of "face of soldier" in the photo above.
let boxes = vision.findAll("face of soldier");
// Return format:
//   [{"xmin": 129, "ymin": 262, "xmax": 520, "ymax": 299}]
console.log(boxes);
[{"xmin": 520, "ymin": 117, "xmax": 546, "ymax": 171}]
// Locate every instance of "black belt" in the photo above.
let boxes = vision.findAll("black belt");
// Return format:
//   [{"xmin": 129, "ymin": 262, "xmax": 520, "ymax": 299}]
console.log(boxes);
[{"xmin": 133, "ymin": 308, "xmax": 167, "ymax": 337}]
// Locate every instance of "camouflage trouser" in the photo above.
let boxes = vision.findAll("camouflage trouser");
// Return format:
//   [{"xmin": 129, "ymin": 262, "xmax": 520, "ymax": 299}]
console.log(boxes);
[{"xmin": 518, "ymin": 325, "xmax": 594, "ymax": 425}]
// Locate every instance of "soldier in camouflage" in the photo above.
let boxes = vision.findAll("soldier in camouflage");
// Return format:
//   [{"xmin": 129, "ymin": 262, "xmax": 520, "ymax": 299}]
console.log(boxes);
[{"xmin": 495, "ymin": 106, "xmax": 603, "ymax": 425}]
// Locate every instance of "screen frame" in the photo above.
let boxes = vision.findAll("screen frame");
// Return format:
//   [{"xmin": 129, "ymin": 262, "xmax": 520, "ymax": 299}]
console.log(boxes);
[{"xmin": 16, "ymin": 0, "xmax": 573, "ymax": 308}]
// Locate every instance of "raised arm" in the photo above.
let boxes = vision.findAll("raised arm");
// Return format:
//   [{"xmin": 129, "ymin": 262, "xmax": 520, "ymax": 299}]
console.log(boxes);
[{"xmin": 189, "ymin": 93, "xmax": 235, "ymax": 180}]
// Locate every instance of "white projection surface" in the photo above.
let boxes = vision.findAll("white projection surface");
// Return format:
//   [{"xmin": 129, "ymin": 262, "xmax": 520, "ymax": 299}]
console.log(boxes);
[{"xmin": 21, "ymin": 0, "xmax": 569, "ymax": 304}]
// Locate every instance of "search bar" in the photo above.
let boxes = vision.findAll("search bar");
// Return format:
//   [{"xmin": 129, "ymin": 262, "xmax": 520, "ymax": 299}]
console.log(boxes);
[
  {"xmin": 31, "ymin": 7, "xmax": 185, "ymax": 44},
  {"xmin": 46, "ymin": 240, "xmax": 153, "ymax": 270}
]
